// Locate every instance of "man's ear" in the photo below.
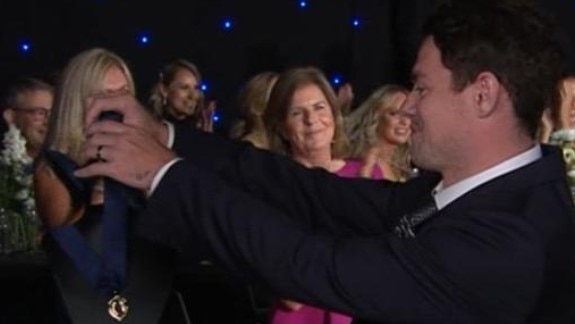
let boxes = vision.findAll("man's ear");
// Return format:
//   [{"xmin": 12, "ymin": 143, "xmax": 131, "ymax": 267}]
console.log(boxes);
[
  {"xmin": 3, "ymin": 108, "xmax": 15, "ymax": 125},
  {"xmin": 472, "ymin": 71, "xmax": 501, "ymax": 118}
]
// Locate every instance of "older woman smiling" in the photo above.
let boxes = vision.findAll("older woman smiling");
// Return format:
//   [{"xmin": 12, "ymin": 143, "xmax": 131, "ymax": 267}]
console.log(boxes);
[{"xmin": 263, "ymin": 66, "xmax": 361, "ymax": 324}]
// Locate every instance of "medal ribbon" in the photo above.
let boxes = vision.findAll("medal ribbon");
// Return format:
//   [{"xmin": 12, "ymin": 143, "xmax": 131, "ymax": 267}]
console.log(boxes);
[{"xmin": 46, "ymin": 149, "xmax": 128, "ymax": 299}]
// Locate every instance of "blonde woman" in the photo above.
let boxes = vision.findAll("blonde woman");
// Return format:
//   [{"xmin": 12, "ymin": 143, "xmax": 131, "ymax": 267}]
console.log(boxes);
[
  {"xmin": 148, "ymin": 59, "xmax": 215, "ymax": 132},
  {"xmin": 229, "ymin": 71, "xmax": 279, "ymax": 149},
  {"xmin": 344, "ymin": 84, "xmax": 414, "ymax": 182},
  {"xmin": 34, "ymin": 48, "xmax": 182, "ymax": 323},
  {"xmin": 557, "ymin": 76, "xmax": 575, "ymax": 130},
  {"xmin": 539, "ymin": 75, "xmax": 575, "ymax": 143}
]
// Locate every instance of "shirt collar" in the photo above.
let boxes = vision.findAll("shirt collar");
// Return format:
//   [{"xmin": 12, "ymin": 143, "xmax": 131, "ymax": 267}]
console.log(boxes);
[{"xmin": 433, "ymin": 145, "xmax": 542, "ymax": 210}]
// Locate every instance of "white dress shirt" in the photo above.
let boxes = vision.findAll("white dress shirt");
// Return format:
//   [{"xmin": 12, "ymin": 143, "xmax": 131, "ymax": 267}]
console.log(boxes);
[{"xmin": 432, "ymin": 145, "xmax": 542, "ymax": 210}]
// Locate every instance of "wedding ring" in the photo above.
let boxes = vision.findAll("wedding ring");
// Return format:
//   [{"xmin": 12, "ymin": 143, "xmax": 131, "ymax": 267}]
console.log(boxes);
[{"xmin": 96, "ymin": 146, "xmax": 103, "ymax": 161}]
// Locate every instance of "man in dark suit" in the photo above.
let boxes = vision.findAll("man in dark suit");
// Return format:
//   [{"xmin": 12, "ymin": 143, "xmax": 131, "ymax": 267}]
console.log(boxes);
[{"xmin": 75, "ymin": 1, "xmax": 575, "ymax": 323}]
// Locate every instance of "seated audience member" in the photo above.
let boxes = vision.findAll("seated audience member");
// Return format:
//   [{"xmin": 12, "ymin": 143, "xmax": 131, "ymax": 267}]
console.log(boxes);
[
  {"xmin": 148, "ymin": 59, "xmax": 215, "ymax": 132},
  {"xmin": 1, "ymin": 77, "xmax": 54, "ymax": 159},
  {"xmin": 539, "ymin": 75, "xmax": 575, "ymax": 143},
  {"xmin": 229, "ymin": 71, "xmax": 279, "ymax": 149},
  {"xmin": 556, "ymin": 76, "xmax": 575, "ymax": 130},
  {"xmin": 344, "ymin": 84, "xmax": 415, "ymax": 181},
  {"xmin": 262, "ymin": 66, "xmax": 378, "ymax": 324},
  {"xmin": 75, "ymin": 1, "xmax": 575, "ymax": 323},
  {"xmin": 34, "ymin": 48, "xmax": 185, "ymax": 323},
  {"xmin": 264, "ymin": 67, "xmax": 351, "ymax": 174}
]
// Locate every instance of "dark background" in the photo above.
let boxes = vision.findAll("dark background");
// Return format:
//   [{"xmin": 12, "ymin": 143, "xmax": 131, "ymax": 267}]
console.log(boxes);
[
  {"xmin": 1, "ymin": 0, "xmax": 574, "ymax": 133},
  {"xmin": 0, "ymin": 1, "xmax": 574, "ymax": 322}
]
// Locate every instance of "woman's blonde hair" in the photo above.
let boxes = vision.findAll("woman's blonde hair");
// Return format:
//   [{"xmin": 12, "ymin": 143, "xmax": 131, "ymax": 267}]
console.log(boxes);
[
  {"xmin": 345, "ymin": 84, "xmax": 412, "ymax": 180},
  {"xmin": 45, "ymin": 48, "xmax": 135, "ymax": 162},
  {"xmin": 556, "ymin": 76, "xmax": 575, "ymax": 128},
  {"xmin": 148, "ymin": 59, "xmax": 205, "ymax": 123},
  {"xmin": 233, "ymin": 71, "xmax": 279, "ymax": 148},
  {"xmin": 263, "ymin": 66, "xmax": 348, "ymax": 158}
]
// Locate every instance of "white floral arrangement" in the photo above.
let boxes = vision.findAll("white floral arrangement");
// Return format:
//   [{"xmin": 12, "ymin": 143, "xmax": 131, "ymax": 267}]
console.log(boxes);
[
  {"xmin": 0, "ymin": 125, "xmax": 39, "ymax": 254},
  {"xmin": 549, "ymin": 128, "xmax": 575, "ymax": 190}
]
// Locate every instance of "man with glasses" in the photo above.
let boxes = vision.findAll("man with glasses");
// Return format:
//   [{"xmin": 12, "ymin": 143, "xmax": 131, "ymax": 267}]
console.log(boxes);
[{"xmin": 1, "ymin": 77, "xmax": 54, "ymax": 159}]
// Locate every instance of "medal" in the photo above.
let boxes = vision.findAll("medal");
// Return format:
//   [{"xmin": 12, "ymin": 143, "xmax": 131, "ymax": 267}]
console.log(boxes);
[
  {"xmin": 47, "ymin": 159, "xmax": 130, "ymax": 322},
  {"xmin": 108, "ymin": 293, "xmax": 129, "ymax": 322}
]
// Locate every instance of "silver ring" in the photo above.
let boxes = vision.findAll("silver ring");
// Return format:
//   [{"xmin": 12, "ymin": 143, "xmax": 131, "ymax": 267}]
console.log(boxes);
[{"xmin": 96, "ymin": 146, "xmax": 103, "ymax": 161}]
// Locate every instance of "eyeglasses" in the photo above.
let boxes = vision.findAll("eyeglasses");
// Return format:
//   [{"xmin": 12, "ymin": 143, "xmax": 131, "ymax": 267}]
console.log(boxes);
[{"xmin": 13, "ymin": 107, "xmax": 51, "ymax": 118}]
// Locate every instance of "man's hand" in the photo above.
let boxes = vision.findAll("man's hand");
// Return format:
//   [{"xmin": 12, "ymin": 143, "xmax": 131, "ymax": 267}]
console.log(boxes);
[
  {"xmin": 74, "ymin": 120, "xmax": 177, "ymax": 192},
  {"xmin": 84, "ymin": 91, "xmax": 168, "ymax": 145}
]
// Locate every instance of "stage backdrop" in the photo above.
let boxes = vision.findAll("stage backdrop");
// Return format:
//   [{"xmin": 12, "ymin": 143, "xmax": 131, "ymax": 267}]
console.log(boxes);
[{"xmin": 1, "ymin": 0, "xmax": 573, "ymax": 133}]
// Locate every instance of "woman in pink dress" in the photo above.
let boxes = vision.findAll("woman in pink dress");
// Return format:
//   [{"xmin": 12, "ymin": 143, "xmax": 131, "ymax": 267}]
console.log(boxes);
[{"xmin": 263, "ymin": 67, "xmax": 381, "ymax": 324}]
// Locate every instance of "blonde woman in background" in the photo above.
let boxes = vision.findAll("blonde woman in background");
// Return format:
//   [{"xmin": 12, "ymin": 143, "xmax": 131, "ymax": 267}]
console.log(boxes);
[
  {"xmin": 229, "ymin": 71, "xmax": 279, "ymax": 149},
  {"xmin": 148, "ymin": 59, "xmax": 215, "ymax": 132},
  {"xmin": 34, "ymin": 48, "xmax": 183, "ymax": 323},
  {"xmin": 539, "ymin": 75, "xmax": 575, "ymax": 143},
  {"xmin": 344, "ymin": 84, "xmax": 414, "ymax": 182},
  {"xmin": 557, "ymin": 76, "xmax": 575, "ymax": 130}
]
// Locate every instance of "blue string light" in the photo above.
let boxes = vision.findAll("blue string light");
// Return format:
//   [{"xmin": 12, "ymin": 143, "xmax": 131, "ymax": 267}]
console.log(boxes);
[
  {"xmin": 19, "ymin": 40, "xmax": 31, "ymax": 53},
  {"xmin": 200, "ymin": 82, "xmax": 208, "ymax": 92},
  {"xmin": 222, "ymin": 19, "xmax": 233, "ymax": 30},
  {"xmin": 352, "ymin": 17, "xmax": 361, "ymax": 28},
  {"xmin": 299, "ymin": 1, "xmax": 307, "ymax": 9},
  {"xmin": 331, "ymin": 74, "xmax": 342, "ymax": 86},
  {"xmin": 212, "ymin": 111, "xmax": 220, "ymax": 123},
  {"xmin": 137, "ymin": 33, "xmax": 150, "ymax": 45}
]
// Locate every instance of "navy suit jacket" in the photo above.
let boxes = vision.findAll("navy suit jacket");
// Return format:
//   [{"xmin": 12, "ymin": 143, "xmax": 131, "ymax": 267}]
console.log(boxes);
[{"xmin": 140, "ymin": 126, "xmax": 575, "ymax": 323}]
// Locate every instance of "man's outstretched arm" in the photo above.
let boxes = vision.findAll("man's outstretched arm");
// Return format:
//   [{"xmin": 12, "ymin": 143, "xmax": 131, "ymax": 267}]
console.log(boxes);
[{"xmin": 139, "ymin": 159, "xmax": 542, "ymax": 323}]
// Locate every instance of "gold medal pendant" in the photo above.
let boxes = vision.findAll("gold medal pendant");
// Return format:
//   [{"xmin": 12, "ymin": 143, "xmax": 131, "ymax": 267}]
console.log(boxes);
[{"xmin": 108, "ymin": 293, "xmax": 129, "ymax": 322}]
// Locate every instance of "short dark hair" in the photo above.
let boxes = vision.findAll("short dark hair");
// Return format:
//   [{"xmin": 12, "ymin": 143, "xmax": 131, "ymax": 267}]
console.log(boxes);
[
  {"xmin": 1, "ymin": 77, "xmax": 54, "ymax": 110},
  {"xmin": 423, "ymin": 0, "xmax": 568, "ymax": 138}
]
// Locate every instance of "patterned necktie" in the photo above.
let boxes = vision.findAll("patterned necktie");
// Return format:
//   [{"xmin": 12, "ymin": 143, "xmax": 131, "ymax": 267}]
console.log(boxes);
[{"xmin": 394, "ymin": 194, "xmax": 438, "ymax": 238}]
